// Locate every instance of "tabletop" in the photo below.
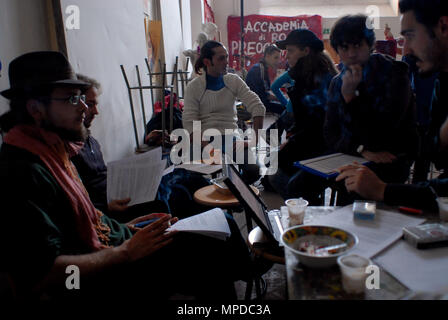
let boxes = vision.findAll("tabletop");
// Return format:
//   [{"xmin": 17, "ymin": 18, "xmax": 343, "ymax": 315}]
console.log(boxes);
[
  {"xmin": 283, "ymin": 206, "xmax": 425, "ymax": 300},
  {"xmin": 193, "ymin": 184, "xmax": 259, "ymax": 208}
]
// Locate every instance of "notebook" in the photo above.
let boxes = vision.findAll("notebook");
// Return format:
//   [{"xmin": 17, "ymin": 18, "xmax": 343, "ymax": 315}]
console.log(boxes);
[
  {"xmin": 294, "ymin": 153, "xmax": 369, "ymax": 179},
  {"xmin": 222, "ymin": 163, "xmax": 284, "ymax": 243}
]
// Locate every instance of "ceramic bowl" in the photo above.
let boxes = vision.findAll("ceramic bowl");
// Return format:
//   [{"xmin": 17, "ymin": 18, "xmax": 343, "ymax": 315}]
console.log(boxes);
[{"xmin": 281, "ymin": 225, "xmax": 358, "ymax": 268}]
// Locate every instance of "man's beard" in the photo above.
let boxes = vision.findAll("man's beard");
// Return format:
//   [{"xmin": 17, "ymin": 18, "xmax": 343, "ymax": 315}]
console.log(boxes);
[{"xmin": 41, "ymin": 120, "xmax": 89, "ymax": 142}]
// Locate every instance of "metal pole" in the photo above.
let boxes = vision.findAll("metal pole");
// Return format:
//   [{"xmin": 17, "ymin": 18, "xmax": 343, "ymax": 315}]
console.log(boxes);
[
  {"xmin": 120, "ymin": 65, "xmax": 140, "ymax": 151},
  {"xmin": 161, "ymin": 63, "xmax": 166, "ymax": 150},
  {"xmin": 144, "ymin": 58, "xmax": 156, "ymax": 115},
  {"xmin": 240, "ymin": 0, "xmax": 245, "ymax": 80},
  {"xmin": 136, "ymin": 65, "xmax": 148, "ymax": 139}
]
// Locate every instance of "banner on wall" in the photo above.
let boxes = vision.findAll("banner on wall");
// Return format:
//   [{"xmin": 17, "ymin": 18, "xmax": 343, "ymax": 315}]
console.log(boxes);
[
  {"xmin": 227, "ymin": 14, "xmax": 322, "ymax": 71},
  {"xmin": 204, "ymin": 0, "xmax": 215, "ymax": 24}
]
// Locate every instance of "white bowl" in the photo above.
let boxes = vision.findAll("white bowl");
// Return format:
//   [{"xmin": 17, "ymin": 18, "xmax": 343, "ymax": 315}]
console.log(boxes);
[{"xmin": 281, "ymin": 225, "xmax": 358, "ymax": 268}]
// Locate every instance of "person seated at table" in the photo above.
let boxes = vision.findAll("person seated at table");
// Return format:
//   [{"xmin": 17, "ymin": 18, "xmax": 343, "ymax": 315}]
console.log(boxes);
[
  {"xmin": 287, "ymin": 14, "xmax": 418, "ymax": 205},
  {"xmin": 0, "ymin": 51, "xmax": 251, "ymax": 301},
  {"xmin": 245, "ymin": 44, "xmax": 283, "ymax": 115},
  {"xmin": 70, "ymin": 74, "xmax": 210, "ymax": 222},
  {"xmin": 336, "ymin": 0, "xmax": 448, "ymax": 212},
  {"xmin": 264, "ymin": 29, "xmax": 338, "ymax": 199},
  {"xmin": 182, "ymin": 40, "xmax": 266, "ymax": 184}
]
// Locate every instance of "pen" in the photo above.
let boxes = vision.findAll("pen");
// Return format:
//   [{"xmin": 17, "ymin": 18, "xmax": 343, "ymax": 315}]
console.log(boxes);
[
  {"xmin": 134, "ymin": 217, "xmax": 160, "ymax": 228},
  {"xmin": 399, "ymin": 206, "xmax": 423, "ymax": 215}
]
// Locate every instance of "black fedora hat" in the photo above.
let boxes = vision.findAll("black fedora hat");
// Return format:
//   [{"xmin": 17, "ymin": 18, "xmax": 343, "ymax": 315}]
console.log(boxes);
[
  {"xmin": 276, "ymin": 29, "xmax": 324, "ymax": 52},
  {"xmin": 0, "ymin": 51, "xmax": 89, "ymax": 99}
]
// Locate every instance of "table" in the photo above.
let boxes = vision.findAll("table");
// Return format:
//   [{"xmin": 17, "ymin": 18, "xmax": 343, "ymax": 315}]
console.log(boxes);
[
  {"xmin": 193, "ymin": 184, "xmax": 260, "ymax": 208},
  {"xmin": 284, "ymin": 206, "xmax": 413, "ymax": 300}
]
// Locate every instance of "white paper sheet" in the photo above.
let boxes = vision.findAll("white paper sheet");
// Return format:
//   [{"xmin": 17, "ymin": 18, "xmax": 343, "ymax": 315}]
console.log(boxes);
[
  {"xmin": 374, "ymin": 240, "xmax": 448, "ymax": 293},
  {"xmin": 299, "ymin": 153, "xmax": 368, "ymax": 174},
  {"xmin": 306, "ymin": 205, "xmax": 426, "ymax": 258},
  {"xmin": 168, "ymin": 208, "xmax": 231, "ymax": 240},
  {"xmin": 107, "ymin": 160, "xmax": 166, "ymax": 206},
  {"xmin": 106, "ymin": 147, "xmax": 166, "ymax": 206}
]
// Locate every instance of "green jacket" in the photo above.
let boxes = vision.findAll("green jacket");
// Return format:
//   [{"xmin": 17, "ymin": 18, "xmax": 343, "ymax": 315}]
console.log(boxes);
[{"xmin": 0, "ymin": 143, "xmax": 132, "ymax": 294}]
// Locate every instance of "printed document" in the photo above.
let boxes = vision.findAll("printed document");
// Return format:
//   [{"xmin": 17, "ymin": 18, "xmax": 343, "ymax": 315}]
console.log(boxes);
[
  {"xmin": 167, "ymin": 208, "xmax": 231, "ymax": 240},
  {"xmin": 107, "ymin": 147, "xmax": 167, "ymax": 206},
  {"xmin": 297, "ymin": 153, "xmax": 368, "ymax": 178}
]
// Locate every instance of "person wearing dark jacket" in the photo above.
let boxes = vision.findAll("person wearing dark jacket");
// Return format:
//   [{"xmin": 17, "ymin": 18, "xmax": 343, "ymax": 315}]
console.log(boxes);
[
  {"xmin": 245, "ymin": 44, "xmax": 283, "ymax": 115},
  {"xmin": 263, "ymin": 29, "xmax": 338, "ymax": 199},
  {"xmin": 337, "ymin": 0, "xmax": 448, "ymax": 213}
]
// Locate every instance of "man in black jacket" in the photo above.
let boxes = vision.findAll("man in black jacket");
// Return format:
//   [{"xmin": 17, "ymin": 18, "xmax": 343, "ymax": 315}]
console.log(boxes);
[{"xmin": 337, "ymin": 0, "xmax": 448, "ymax": 212}]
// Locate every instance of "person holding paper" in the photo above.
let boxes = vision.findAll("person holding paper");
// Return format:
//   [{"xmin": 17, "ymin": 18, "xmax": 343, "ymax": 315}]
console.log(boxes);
[
  {"xmin": 71, "ymin": 74, "xmax": 211, "ymax": 222},
  {"xmin": 336, "ymin": 0, "xmax": 448, "ymax": 212},
  {"xmin": 0, "ymin": 52, "xmax": 251, "ymax": 301}
]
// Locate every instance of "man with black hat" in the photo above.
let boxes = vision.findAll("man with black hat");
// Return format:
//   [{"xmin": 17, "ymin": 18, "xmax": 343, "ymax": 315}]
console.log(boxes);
[
  {"xmin": 0, "ymin": 51, "xmax": 250, "ymax": 301},
  {"xmin": 263, "ymin": 29, "xmax": 338, "ymax": 200}
]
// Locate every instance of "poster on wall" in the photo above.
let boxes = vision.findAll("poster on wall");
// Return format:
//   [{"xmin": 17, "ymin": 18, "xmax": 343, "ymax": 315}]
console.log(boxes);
[
  {"xmin": 204, "ymin": 0, "xmax": 215, "ymax": 24},
  {"xmin": 227, "ymin": 14, "xmax": 322, "ymax": 71}
]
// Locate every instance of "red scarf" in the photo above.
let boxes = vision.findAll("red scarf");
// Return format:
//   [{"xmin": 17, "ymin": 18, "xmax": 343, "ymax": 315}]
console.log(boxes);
[{"xmin": 4, "ymin": 125, "xmax": 110, "ymax": 250}]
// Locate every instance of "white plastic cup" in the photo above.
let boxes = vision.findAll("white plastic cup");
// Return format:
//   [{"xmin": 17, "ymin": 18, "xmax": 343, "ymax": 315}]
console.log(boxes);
[
  {"xmin": 436, "ymin": 197, "xmax": 448, "ymax": 221},
  {"xmin": 337, "ymin": 254, "xmax": 372, "ymax": 294},
  {"xmin": 285, "ymin": 198, "xmax": 308, "ymax": 226}
]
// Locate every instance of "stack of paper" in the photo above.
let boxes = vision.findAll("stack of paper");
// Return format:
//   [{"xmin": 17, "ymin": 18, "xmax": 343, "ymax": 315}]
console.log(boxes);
[{"xmin": 107, "ymin": 147, "xmax": 167, "ymax": 206}]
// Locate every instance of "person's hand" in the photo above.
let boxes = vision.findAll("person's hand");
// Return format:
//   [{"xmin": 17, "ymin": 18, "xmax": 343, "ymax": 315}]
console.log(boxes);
[
  {"xmin": 361, "ymin": 151, "xmax": 397, "ymax": 164},
  {"xmin": 145, "ymin": 130, "xmax": 171, "ymax": 146},
  {"xmin": 108, "ymin": 198, "xmax": 131, "ymax": 212},
  {"xmin": 335, "ymin": 163, "xmax": 386, "ymax": 202},
  {"xmin": 126, "ymin": 212, "xmax": 176, "ymax": 232},
  {"xmin": 121, "ymin": 214, "xmax": 179, "ymax": 262},
  {"xmin": 341, "ymin": 64, "xmax": 363, "ymax": 103}
]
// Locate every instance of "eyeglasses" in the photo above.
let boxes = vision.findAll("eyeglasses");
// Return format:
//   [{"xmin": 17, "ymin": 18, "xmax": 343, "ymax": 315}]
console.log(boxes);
[{"xmin": 49, "ymin": 94, "xmax": 87, "ymax": 106}]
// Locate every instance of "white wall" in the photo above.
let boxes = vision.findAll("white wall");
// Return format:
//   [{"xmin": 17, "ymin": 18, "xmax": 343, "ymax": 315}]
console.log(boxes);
[
  {"xmin": 61, "ymin": 0, "xmax": 151, "ymax": 162},
  {"xmin": 213, "ymin": 0, "xmax": 401, "ymax": 49},
  {"xmin": 190, "ymin": 0, "xmax": 204, "ymax": 49},
  {"xmin": 160, "ymin": 0, "xmax": 184, "ymax": 72},
  {"xmin": 0, "ymin": 0, "xmax": 51, "ymax": 124}
]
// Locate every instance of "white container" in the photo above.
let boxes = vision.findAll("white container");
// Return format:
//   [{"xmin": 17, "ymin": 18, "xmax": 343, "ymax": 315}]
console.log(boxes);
[
  {"xmin": 436, "ymin": 197, "xmax": 448, "ymax": 221},
  {"xmin": 285, "ymin": 198, "xmax": 308, "ymax": 226},
  {"xmin": 337, "ymin": 254, "xmax": 372, "ymax": 294}
]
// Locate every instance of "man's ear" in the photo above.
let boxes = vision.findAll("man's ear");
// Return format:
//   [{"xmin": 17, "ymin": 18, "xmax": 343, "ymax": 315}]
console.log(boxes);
[
  {"xmin": 203, "ymin": 57, "xmax": 212, "ymax": 68},
  {"xmin": 304, "ymin": 47, "xmax": 310, "ymax": 56},
  {"xmin": 26, "ymin": 99, "xmax": 46, "ymax": 124}
]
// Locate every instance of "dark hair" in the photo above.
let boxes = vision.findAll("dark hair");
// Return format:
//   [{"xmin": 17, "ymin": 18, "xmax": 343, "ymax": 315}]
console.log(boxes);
[
  {"xmin": 288, "ymin": 50, "xmax": 338, "ymax": 91},
  {"xmin": 330, "ymin": 14, "xmax": 376, "ymax": 52},
  {"xmin": 264, "ymin": 44, "xmax": 281, "ymax": 58},
  {"xmin": 0, "ymin": 86, "xmax": 54, "ymax": 133},
  {"xmin": 194, "ymin": 40, "xmax": 224, "ymax": 74},
  {"xmin": 399, "ymin": 0, "xmax": 448, "ymax": 34},
  {"xmin": 76, "ymin": 74, "xmax": 102, "ymax": 94}
]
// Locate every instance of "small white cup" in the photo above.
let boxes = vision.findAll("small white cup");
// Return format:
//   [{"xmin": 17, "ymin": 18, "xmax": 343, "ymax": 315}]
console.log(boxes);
[
  {"xmin": 285, "ymin": 198, "xmax": 308, "ymax": 226},
  {"xmin": 436, "ymin": 197, "xmax": 448, "ymax": 221},
  {"xmin": 337, "ymin": 254, "xmax": 372, "ymax": 294}
]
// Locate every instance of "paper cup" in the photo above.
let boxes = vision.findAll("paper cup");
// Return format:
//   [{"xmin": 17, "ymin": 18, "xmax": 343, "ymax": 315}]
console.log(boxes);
[
  {"xmin": 285, "ymin": 198, "xmax": 308, "ymax": 226},
  {"xmin": 337, "ymin": 254, "xmax": 371, "ymax": 294},
  {"xmin": 436, "ymin": 197, "xmax": 448, "ymax": 221}
]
